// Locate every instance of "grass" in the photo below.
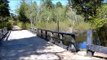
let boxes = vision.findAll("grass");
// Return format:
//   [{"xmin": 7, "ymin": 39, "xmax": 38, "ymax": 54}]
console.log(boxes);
[
  {"xmin": 35, "ymin": 20, "xmax": 91, "ymax": 32},
  {"xmin": 16, "ymin": 21, "xmax": 31, "ymax": 29}
]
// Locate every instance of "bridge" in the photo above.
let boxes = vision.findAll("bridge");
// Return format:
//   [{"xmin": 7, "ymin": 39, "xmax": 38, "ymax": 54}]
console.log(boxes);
[{"xmin": 0, "ymin": 27, "xmax": 106, "ymax": 60}]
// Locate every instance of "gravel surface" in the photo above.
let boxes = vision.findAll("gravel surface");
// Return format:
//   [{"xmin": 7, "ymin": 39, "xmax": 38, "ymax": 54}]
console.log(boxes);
[{"xmin": 0, "ymin": 30, "xmax": 105, "ymax": 60}]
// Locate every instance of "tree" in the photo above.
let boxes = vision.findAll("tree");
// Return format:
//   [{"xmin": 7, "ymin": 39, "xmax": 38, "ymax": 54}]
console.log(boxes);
[
  {"xmin": 54, "ymin": 4, "xmax": 67, "ymax": 31},
  {"xmin": 18, "ymin": 0, "xmax": 29, "ymax": 22},
  {"xmin": 0, "ymin": 0, "xmax": 10, "ymax": 20},
  {"xmin": 41, "ymin": 0, "xmax": 54, "ymax": 9},
  {"xmin": 66, "ymin": 6, "xmax": 85, "ymax": 31},
  {"xmin": 26, "ymin": 1, "xmax": 38, "ymax": 28},
  {"xmin": 68, "ymin": 0, "xmax": 107, "ymax": 46},
  {"xmin": 93, "ymin": 5, "xmax": 107, "ymax": 46},
  {"xmin": 68, "ymin": 0, "xmax": 103, "ymax": 21},
  {"xmin": 56, "ymin": 2, "xmax": 63, "ymax": 8},
  {"xmin": 0, "ymin": 0, "xmax": 10, "ymax": 29}
]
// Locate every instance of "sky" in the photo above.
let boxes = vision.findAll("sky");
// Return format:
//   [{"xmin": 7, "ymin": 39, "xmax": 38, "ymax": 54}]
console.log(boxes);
[{"xmin": 9, "ymin": 0, "xmax": 68, "ymax": 14}]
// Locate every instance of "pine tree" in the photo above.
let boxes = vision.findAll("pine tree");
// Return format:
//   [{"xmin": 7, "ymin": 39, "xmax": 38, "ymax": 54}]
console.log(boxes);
[
  {"xmin": 18, "ymin": 0, "xmax": 29, "ymax": 22},
  {"xmin": 0, "ymin": 0, "xmax": 10, "ymax": 17}
]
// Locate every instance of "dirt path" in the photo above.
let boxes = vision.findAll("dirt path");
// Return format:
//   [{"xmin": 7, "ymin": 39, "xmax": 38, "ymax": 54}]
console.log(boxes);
[{"xmin": 0, "ymin": 30, "xmax": 104, "ymax": 60}]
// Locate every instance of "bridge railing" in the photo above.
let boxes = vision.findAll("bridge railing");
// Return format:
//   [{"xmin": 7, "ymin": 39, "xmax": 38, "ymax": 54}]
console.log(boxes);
[
  {"xmin": 87, "ymin": 30, "xmax": 107, "ymax": 57},
  {"xmin": 30, "ymin": 28, "xmax": 107, "ymax": 57},
  {"xmin": 0, "ymin": 27, "xmax": 8, "ymax": 40},
  {"xmin": 36, "ymin": 28, "xmax": 80, "ymax": 52}
]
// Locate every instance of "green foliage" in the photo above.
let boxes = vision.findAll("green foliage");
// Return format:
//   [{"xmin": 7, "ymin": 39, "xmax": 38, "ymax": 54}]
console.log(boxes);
[
  {"xmin": 68, "ymin": 0, "xmax": 103, "ymax": 21},
  {"xmin": 17, "ymin": 21, "xmax": 30, "ymax": 29},
  {"xmin": 36, "ymin": 20, "xmax": 90, "ymax": 32},
  {"xmin": 0, "ymin": 20, "xmax": 13, "ymax": 30},
  {"xmin": 89, "ymin": 4, "xmax": 107, "ymax": 29},
  {"xmin": 89, "ymin": 18, "xmax": 106, "ymax": 29},
  {"xmin": 75, "ymin": 21, "xmax": 91, "ymax": 30},
  {"xmin": 41, "ymin": 0, "xmax": 54, "ymax": 9},
  {"xmin": 17, "ymin": 0, "xmax": 38, "ymax": 28},
  {"xmin": 0, "ymin": 0, "xmax": 10, "ymax": 29},
  {"xmin": 68, "ymin": 0, "xmax": 107, "ymax": 30},
  {"xmin": 16, "ymin": 0, "xmax": 91, "ymax": 31},
  {"xmin": 0, "ymin": 22, "xmax": 5, "ymax": 28},
  {"xmin": 97, "ymin": 5, "xmax": 107, "ymax": 19},
  {"xmin": 25, "ymin": 1, "xmax": 37, "ymax": 23},
  {"xmin": 36, "ymin": 21, "xmax": 57, "ymax": 31},
  {"xmin": 34, "ymin": 1, "xmax": 91, "ymax": 31},
  {"xmin": 6, "ymin": 21, "xmax": 12, "ymax": 30},
  {"xmin": 18, "ymin": 0, "xmax": 29, "ymax": 22},
  {"xmin": 0, "ymin": 0, "xmax": 10, "ymax": 17}
]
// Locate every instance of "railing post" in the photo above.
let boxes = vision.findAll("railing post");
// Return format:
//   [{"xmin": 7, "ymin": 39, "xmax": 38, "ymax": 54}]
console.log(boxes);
[
  {"xmin": 41, "ymin": 29, "xmax": 43, "ymax": 38},
  {"xmin": 71, "ymin": 34, "xmax": 79, "ymax": 52},
  {"xmin": 66, "ymin": 34, "xmax": 79, "ymax": 52},
  {"xmin": 49, "ymin": 32, "xmax": 53, "ymax": 43},
  {"xmin": 87, "ymin": 30, "xmax": 93, "ymax": 45},
  {"xmin": 45, "ymin": 30, "xmax": 48, "ymax": 40},
  {"xmin": 59, "ymin": 34, "xmax": 63, "ymax": 48},
  {"xmin": 37, "ymin": 29, "xmax": 38, "ymax": 36},
  {"xmin": 37, "ymin": 29, "xmax": 40, "ymax": 37},
  {"xmin": 71, "ymin": 34, "xmax": 76, "ymax": 43},
  {"xmin": 42, "ymin": 30, "xmax": 44, "ymax": 38},
  {"xmin": 86, "ymin": 29, "xmax": 94, "ymax": 56},
  {"xmin": 0, "ymin": 29, "xmax": 2, "ymax": 39}
]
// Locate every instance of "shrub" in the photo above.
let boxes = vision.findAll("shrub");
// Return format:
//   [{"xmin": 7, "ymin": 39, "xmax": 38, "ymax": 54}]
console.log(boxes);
[
  {"xmin": 17, "ymin": 21, "xmax": 30, "ymax": 29},
  {"xmin": 6, "ymin": 22, "xmax": 12, "ymax": 30}
]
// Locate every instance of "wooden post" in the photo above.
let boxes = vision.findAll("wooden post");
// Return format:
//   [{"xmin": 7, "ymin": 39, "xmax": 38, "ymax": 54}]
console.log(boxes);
[
  {"xmin": 59, "ymin": 34, "xmax": 63, "ymax": 48},
  {"xmin": 49, "ymin": 32, "xmax": 53, "ymax": 43},
  {"xmin": 87, "ymin": 30, "xmax": 93, "ymax": 45},
  {"xmin": 86, "ymin": 30, "xmax": 94, "ymax": 56},
  {"xmin": 38, "ymin": 29, "xmax": 41, "ymax": 37},
  {"xmin": 41, "ymin": 30, "xmax": 43, "ymax": 37},
  {"xmin": 45, "ymin": 30, "xmax": 48, "ymax": 40}
]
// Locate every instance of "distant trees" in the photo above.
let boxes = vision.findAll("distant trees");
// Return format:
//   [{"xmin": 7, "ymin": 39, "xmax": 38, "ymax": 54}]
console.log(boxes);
[
  {"xmin": 18, "ymin": 0, "xmax": 29, "ymax": 22},
  {"xmin": 54, "ymin": 2, "xmax": 66, "ymax": 31},
  {"xmin": 16, "ymin": 0, "xmax": 90, "ymax": 31},
  {"xmin": 41, "ymin": 0, "xmax": 54, "ymax": 9},
  {"xmin": 26, "ymin": 1, "xmax": 38, "ymax": 27}
]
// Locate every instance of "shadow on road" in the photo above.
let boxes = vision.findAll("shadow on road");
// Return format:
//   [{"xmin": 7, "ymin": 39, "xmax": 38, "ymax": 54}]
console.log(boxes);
[{"xmin": 0, "ymin": 35, "xmax": 65, "ymax": 60}]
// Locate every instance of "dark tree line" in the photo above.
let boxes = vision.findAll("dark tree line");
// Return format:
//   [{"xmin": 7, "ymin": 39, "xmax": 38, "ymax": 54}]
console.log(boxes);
[
  {"xmin": 0, "ymin": 0, "xmax": 10, "ymax": 17},
  {"xmin": 0, "ymin": 0, "xmax": 10, "ymax": 29}
]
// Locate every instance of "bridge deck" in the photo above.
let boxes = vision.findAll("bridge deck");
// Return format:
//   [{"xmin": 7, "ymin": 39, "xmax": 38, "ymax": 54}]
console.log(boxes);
[{"xmin": 0, "ymin": 30, "xmax": 103, "ymax": 60}]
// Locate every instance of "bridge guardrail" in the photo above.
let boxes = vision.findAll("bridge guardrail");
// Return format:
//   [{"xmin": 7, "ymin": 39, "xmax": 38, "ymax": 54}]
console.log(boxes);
[
  {"xmin": 0, "ymin": 27, "xmax": 8, "ymax": 40},
  {"xmin": 29, "ymin": 28, "xmax": 107, "ymax": 58},
  {"xmin": 34, "ymin": 28, "xmax": 79, "ymax": 52},
  {"xmin": 86, "ymin": 30, "xmax": 107, "ymax": 58}
]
